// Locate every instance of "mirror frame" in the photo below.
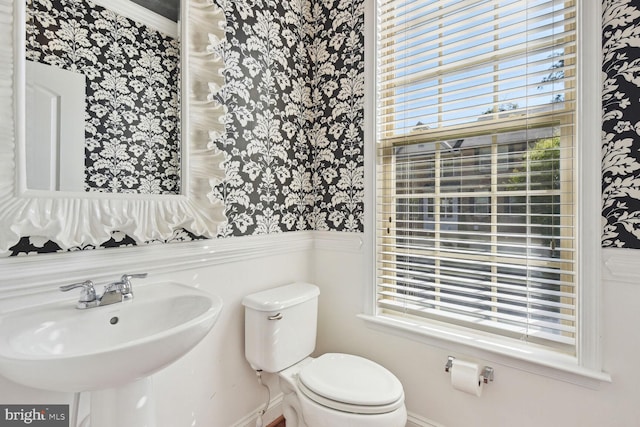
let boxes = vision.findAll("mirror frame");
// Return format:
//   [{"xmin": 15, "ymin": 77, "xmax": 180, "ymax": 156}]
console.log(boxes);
[{"xmin": 0, "ymin": 0, "xmax": 227, "ymax": 256}]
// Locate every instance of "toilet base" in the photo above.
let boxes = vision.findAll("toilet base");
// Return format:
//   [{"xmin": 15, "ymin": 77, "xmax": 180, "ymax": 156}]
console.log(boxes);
[{"xmin": 282, "ymin": 390, "xmax": 308, "ymax": 427}]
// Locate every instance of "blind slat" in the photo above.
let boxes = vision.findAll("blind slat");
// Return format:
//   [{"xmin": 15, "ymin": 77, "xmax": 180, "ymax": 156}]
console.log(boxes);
[
  {"xmin": 378, "ymin": 271, "xmax": 576, "ymax": 297},
  {"xmin": 378, "ymin": 288, "xmax": 575, "ymax": 332},
  {"xmin": 378, "ymin": 254, "xmax": 576, "ymax": 280},
  {"xmin": 377, "ymin": 299, "xmax": 576, "ymax": 346}
]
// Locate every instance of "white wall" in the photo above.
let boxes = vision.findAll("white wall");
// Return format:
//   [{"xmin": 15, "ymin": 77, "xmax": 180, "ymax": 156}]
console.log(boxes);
[
  {"xmin": 312, "ymin": 233, "xmax": 640, "ymax": 427},
  {"xmin": 3, "ymin": 231, "xmax": 639, "ymax": 427},
  {"xmin": 0, "ymin": 233, "xmax": 313, "ymax": 427}
]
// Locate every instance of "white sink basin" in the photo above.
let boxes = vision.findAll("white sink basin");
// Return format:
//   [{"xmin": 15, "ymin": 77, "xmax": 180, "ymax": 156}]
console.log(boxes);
[{"xmin": 0, "ymin": 281, "xmax": 223, "ymax": 392}]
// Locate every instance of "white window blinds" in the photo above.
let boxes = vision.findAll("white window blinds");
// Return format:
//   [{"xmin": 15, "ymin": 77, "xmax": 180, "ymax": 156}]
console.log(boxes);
[{"xmin": 376, "ymin": 0, "xmax": 577, "ymax": 353}]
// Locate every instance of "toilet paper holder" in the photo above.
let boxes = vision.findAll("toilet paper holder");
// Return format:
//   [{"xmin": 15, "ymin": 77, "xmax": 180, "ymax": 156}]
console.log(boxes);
[{"xmin": 445, "ymin": 356, "xmax": 494, "ymax": 384}]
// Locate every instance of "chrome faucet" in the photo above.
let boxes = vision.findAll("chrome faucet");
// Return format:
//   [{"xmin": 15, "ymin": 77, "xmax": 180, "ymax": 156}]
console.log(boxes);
[
  {"xmin": 60, "ymin": 273, "xmax": 148, "ymax": 309},
  {"xmin": 101, "ymin": 273, "xmax": 147, "ymax": 304}
]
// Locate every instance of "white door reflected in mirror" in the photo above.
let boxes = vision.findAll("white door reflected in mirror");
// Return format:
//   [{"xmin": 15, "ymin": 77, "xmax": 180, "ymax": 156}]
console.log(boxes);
[{"xmin": 25, "ymin": 60, "xmax": 85, "ymax": 192}]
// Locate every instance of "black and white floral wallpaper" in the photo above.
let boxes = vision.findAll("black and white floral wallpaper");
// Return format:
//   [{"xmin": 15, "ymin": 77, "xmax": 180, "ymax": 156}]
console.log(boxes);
[
  {"xmin": 10, "ymin": 0, "xmax": 365, "ymax": 255},
  {"xmin": 602, "ymin": 0, "xmax": 640, "ymax": 248},
  {"xmin": 26, "ymin": 0, "xmax": 181, "ymax": 194},
  {"xmin": 211, "ymin": 0, "xmax": 364, "ymax": 236},
  {"xmin": 12, "ymin": 0, "xmax": 640, "ymax": 255}
]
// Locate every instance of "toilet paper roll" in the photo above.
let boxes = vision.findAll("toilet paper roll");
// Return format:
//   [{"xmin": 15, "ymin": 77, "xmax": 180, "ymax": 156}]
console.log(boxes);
[{"xmin": 451, "ymin": 359, "xmax": 483, "ymax": 397}]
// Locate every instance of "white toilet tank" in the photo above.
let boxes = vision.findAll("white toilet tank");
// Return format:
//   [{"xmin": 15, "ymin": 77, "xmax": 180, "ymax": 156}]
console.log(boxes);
[{"xmin": 243, "ymin": 282, "xmax": 320, "ymax": 372}]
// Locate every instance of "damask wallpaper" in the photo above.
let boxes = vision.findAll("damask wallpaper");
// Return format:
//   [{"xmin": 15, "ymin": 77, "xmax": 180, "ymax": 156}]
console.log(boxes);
[
  {"xmin": 10, "ymin": 0, "xmax": 364, "ymax": 255},
  {"xmin": 11, "ymin": 0, "xmax": 640, "ymax": 255},
  {"xmin": 26, "ymin": 0, "xmax": 181, "ymax": 194},
  {"xmin": 211, "ymin": 0, "xmax": 365, "ymax": 236},
  {"xmin": 602, "ymin": 0, "xmax": 640, "ymax": 248}
]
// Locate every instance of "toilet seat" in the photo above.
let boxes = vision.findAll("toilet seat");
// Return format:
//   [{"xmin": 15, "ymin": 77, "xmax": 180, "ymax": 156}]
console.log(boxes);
[{"xmin": 297, "ymin": 353, "xmax": 404, "ymax": 415}]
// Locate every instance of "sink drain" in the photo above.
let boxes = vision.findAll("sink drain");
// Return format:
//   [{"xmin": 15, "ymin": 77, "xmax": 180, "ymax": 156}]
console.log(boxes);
[{"xmin": 110, "ymin": 316, "xmax": 119, "ymax": 325}]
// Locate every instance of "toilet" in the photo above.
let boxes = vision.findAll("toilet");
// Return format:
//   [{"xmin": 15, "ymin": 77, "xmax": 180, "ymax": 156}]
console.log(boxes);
[{"xmin": 243, "ymin": 282, "xmax": 407, "ymax": 427}]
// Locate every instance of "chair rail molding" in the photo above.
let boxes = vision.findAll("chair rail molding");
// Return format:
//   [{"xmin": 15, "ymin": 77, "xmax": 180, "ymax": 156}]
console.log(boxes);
[
  {"xmin": 0, "ymin": 231, "xmax": 316, "ymax": 305},
  {"xmin": 603, "ymin": 247, "xmax": 640, "ymax": 285},
  {"xmin": 312, "ymin": 230, "xmax": 363, "ymax": 253}
]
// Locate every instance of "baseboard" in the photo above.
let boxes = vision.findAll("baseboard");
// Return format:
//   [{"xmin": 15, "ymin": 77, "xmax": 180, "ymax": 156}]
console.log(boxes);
[
  {"xmin": 407, "ymin": 412, "xmax": 445, "ymax": 427},
  {"xmin": 232, "ymin": 393, "xmax": 284, "ymax": 427},
  {"xmin": 232, "ymin": 402, "xmax": 440, "ymax": 427}
]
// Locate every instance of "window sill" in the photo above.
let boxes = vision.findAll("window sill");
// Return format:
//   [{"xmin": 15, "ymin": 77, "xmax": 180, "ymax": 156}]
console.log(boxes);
[{"xmin": 357, "ymin": 313, "xmax": 611, "ymax": 389}]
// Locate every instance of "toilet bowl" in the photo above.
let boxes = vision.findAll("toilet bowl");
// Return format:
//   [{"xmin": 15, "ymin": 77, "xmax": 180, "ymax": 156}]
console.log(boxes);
[
  {"xmin": 279, "ymin": 354, "xmax": 407, "ymax": 427},
  {"xmin": 243, "ymin": 283, "xmax": 407, "ymax": 427}
]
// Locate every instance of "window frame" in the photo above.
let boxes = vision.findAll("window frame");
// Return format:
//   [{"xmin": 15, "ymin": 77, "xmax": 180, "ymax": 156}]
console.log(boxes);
[{"xmin": 361, "ymin": 0, "xmax": 609, "ymax": 387}]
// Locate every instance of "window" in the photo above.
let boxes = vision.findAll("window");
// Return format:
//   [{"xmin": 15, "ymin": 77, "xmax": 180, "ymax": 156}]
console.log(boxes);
[{"xmin": 375, "ymin": 1, "xmax": 580, "ymax": 355}]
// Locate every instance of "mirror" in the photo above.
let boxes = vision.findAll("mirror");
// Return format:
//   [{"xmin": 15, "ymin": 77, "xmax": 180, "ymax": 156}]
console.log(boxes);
[
  {"xmin": 25, "ymin": 0, "xmax": 182, "ymax": 194},
  {"xmin": 0, "ymin": 0, "xmax": 227, "ymax": 256}
]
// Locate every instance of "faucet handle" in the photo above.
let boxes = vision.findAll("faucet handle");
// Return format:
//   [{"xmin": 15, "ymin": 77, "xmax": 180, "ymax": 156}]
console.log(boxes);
[
  {"xmin": 121, "ymin": 273, "xmax": 148, "ymax": 282},
  {"xmin": 119, "ymin": 273, "xmax": 148, "ymax": 299},
  {"xmin": 60, "ymin": 280, "xmax": 97, "ymax": 308}
]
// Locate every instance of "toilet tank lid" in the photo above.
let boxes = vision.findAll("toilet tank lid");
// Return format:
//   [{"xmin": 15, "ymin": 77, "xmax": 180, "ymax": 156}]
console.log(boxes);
[{"xmin": 242, "ymin": 282, "xmax": 319, "ymax": 311}]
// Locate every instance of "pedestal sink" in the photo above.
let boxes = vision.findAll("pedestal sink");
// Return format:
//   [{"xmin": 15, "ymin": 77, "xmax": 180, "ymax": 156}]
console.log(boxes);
[{"xmin": 0, "ymin": 281, "xmax": 223, "ymax": 427}]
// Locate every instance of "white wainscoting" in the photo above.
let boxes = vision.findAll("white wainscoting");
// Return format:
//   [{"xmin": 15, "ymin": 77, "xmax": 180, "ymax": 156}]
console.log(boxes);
[
  {"xmin": 311, "ymin": 232, "xmax": 640, "ymax": 427},
  {"xmin": 0, "ymin": 232, "xmax": 315, "ymax": 427},
  {"xmin": 3, "ymin": 236, "xmax": 640, "ymax": 426}
]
